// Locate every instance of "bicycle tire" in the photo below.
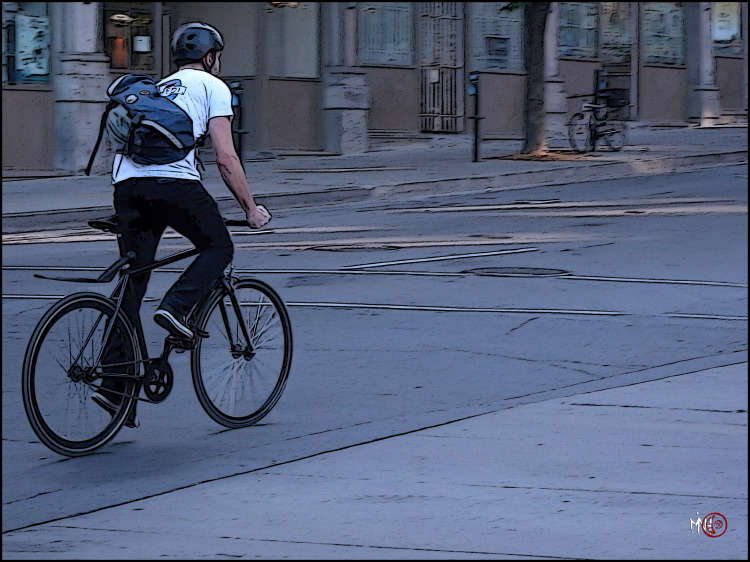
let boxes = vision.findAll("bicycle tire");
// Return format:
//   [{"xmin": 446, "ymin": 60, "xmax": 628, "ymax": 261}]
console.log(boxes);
[
  {"xmin": 601, "ymin": 121, "xmax": 626, "ymax": 151},
  {"xmin": 567, "ymin": 113, "xmax": 593, "ymax": 153},
  {"xmin": 22, "ymin": 293, "xmax": 139, "ymax": 457},
  {"xmin": 192, "ymin": 278, "xmax": 293, "ymax": 428}
]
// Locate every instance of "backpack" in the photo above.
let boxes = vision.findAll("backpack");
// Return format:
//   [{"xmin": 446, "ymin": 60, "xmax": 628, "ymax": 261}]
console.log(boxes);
[{"xmin": 85, "ymin": 74, "xmax": 195, "ymax": 175}]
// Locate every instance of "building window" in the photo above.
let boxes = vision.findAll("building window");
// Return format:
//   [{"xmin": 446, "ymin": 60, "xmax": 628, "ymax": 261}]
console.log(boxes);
[
  {"xmin": 470, "ymin": 2, "xmax": 524, "ymax": 71},
  {"xmin": 712, "ymin": 2, "xmax": 744, "ymax": 56},
  {"xmin": 267, "ymin": 2, "xmax": 320, "ymax": 78},
  {"xmin": 359, "ymin": 2, "xmax": 414, "ymax": 66},
  {"xmin": 600, "ymin": 2, "xmax": 632, "ymax": 64},
  {"xmin": 643, "ymin": 2, "xmax": 685, "ymax": 65},
  {"xmin": 3, "ymin": 2, "xmax": 51, "ymax": 85},
  {"xmin": 558, "ymin": 2, "xmax": 599, "ymax": 59},
  {"xmin": 103, "ymin": 3, "xmax": 154, "ymax": 71}
]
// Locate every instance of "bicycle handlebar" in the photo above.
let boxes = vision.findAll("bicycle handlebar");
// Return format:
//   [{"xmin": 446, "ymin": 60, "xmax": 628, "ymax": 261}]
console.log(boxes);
[
  {"xmin": 223, "ymin": 204, "xmax": 272, "ymax": 229},
  {"xmin": 224, "ymin": 218, "xmax": 252, "ymax": 227}
]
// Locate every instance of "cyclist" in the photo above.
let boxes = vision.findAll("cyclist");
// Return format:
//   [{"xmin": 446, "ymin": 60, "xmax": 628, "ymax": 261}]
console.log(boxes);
[{"xmin": 92, "ymin": 22, "xmax": 271, "ymax": 427}]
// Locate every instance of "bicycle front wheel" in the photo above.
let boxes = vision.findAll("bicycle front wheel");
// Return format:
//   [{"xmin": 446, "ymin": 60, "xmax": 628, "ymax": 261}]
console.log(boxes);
[
  {"xmin": 601, "ymin": 121, "xmax": 626, "ymax": 151},
  {"xmin": 192, "ymin": 279, "xmax": 292, "ymax": 428},
  {"xmin": 22, "ymin": 293, "xmax": 139, "ymax": 456},
  {"xmin": 568, "ymin": 113, "xmax": 593, "ymax": 153}
]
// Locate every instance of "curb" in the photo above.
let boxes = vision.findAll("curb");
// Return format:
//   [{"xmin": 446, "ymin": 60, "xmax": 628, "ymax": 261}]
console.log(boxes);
[
  {"xmin": 2, "ymin": 150, "xmax": 747, "ymax": 231},
  {"xmin": 225, "ymin": 149, "xmax": 749, "ymax": 212},
  {"xmin": 368, "ymin": 150, "xmax": 749, "ymax": 199}
]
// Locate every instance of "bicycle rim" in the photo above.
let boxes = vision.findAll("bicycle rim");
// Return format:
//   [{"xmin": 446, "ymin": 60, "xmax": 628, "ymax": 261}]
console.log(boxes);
[
  {"xmin": 603, "ymin": 122, "xmax": 626, "ymax": 151},
  {"xmin": 22, "ymin": 293, "xmax": 139, "ymax": 456},
  {"xmin": 192, "ymin": 279, "xmax": 292, "ymax": 428},
  {"xmin": 567, "ymin": 113, "xmax": 593, "ymax": 153}
]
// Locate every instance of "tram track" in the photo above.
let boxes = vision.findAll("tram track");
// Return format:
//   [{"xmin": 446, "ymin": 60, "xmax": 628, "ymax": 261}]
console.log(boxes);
[
  {"xmin": 3, "ymin": 264, "xmax": 746, "ymax": 288},
  {"xmin": 2, "ymin": 260, "xmax": 748, "ymax": 322},
  {"xmin": 1, "ymin": 291, "xmax": 746, "ymax": 321},
  {"xmin": 4, "ymin": 258, "xmax": 747, "ymax": 322}
]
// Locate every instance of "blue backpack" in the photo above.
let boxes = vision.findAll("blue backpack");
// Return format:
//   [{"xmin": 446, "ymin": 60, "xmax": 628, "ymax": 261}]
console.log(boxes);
[{"xmin": 85, "ymin": 74, "xmax": 195, "ymax": 175}]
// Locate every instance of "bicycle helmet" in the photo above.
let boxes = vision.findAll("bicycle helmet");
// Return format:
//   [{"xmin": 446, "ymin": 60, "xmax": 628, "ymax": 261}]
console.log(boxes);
[{"xmin": 171, "ymin": 22, "xmax": 224, "ymax": 66}]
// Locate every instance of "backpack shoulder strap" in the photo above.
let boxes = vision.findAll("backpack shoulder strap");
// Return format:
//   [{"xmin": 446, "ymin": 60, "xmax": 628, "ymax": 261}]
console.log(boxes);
[{"xmin": 84, "ymin": 99, "xmax": 118, "ymax": 176}]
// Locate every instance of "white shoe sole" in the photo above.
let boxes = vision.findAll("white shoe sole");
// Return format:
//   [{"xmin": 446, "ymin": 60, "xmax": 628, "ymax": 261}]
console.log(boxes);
[{"xmin": 154, "ymin": 309, "xmax": 193, "ymax": 339}]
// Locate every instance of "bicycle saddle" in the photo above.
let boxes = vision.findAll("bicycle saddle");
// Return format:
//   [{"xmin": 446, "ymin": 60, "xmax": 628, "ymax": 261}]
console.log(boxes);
[
  {"xmin": 88, "ymin": 215, "xmax": 120, "ymax": 233},
  {"xmin": 88, "ymin": 209, "xmax": 141, "ymax": 234}
]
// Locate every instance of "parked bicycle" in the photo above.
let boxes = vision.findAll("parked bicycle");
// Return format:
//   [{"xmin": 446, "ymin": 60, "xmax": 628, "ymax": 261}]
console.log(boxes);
[
  {"xmin": 22, "ymin": 214, "xmax": 292, "ymax": 457},
  {"xmin": 567, "ymin": 93, "xmax": 627, "ymax": 153}
]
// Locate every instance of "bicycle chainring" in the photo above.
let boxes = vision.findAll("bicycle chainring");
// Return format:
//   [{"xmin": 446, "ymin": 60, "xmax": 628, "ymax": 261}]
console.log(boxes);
[{"xmin": 143, "ymin": 361, "xmax": 173, "ymax": 403}]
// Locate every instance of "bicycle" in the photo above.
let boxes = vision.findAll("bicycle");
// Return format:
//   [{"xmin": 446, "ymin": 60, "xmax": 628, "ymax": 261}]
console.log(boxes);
[
  {"xmin": 567, "ymin": 94, "xmax": 627, "ymax": 153},
  {"xmin": 22, "ymin": 213, "xmax": 293, "ymax": 457}
]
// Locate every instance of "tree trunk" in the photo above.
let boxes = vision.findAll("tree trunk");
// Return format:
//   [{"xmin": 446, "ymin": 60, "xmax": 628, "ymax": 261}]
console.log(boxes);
[{"xmin": 521, "ymin": 2, "xmax": 551, "ymax": 154}]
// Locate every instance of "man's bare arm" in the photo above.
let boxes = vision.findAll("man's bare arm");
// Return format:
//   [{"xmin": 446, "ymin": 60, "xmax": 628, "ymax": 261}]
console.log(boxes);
[{"xmin": 209, "ymin": 116, "xmax": 270, "ymax": 229}]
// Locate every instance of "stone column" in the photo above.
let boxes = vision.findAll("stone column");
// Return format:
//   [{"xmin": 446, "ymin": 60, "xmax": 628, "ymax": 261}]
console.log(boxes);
[
  {"xmin": 543, "ymin": 2, "xmax": 568, "ymax": 149},
  {"xmin": 322, "ymin": 3, "xmax": 369, "ymax": 154},
  {"xmin": 242, "ymin": 2, "xmax": 269, "ymax": 156},
  {"xmin": 744, "ymin": 1, "xmax": 749, "ymax": 115},
  {"xmin": 630, "ymin": 2, "xmax": 640, "ymax": 121},
  {"xmin": 686, "ymin": 2, "xmax": 722, "ymax": 126},
  {"xmin": 52, "ymin": 2, "xmax": 112, "ymax": 174}
]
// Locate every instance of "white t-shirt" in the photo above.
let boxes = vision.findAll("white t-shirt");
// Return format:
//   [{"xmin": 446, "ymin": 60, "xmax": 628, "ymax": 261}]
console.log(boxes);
[{"xmin": 111, "ymin": 69, "xmax": 233, "ymax": 184}]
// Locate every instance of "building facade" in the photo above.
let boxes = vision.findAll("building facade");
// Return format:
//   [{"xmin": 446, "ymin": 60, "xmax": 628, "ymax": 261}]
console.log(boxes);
[{"xmin": 2, "ymin": 2, "xmax": 748, "ymax": 173}]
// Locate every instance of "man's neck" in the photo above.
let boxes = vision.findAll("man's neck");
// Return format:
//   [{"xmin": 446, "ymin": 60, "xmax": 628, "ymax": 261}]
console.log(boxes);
[{"xmin": 178, "ymin": 63, "xmax": 205, "ymax": 72}]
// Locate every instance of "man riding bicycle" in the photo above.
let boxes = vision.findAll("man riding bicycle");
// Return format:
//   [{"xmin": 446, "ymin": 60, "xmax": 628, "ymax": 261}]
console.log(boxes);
[{"xmin": 93, "ymin": 22, "xmax": 270, "ymax": 427}]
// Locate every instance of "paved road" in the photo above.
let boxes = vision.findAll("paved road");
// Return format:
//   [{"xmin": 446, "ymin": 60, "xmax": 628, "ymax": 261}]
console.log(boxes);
[{"xmin": 2, "ymin": 164, "xmax": 747, "ymax": 558}]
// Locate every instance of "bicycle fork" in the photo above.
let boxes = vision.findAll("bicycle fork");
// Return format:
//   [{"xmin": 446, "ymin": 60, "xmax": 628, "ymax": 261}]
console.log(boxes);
[{"xmin": 216, "ymin": 271, "xmax": 256, "ymax": 361}]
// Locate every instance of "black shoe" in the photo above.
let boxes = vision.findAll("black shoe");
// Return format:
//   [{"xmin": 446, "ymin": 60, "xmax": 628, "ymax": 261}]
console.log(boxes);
[
  {"xmin": 154, "ymin": 308, "xmax": 193, "ymax": 340},
  {"xmin": 91, "ymin": 391, "xmax": 140, "ymax": 428}
]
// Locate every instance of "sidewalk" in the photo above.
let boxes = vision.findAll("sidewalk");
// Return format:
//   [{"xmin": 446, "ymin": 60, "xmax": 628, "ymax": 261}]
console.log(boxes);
[
  {"xmin": 2, "ymin": 357, "xmax": 747, "ymax": 559},
  {"xmin": 2, "ymin": 125, "xmax": 748, "ymax": 222}
]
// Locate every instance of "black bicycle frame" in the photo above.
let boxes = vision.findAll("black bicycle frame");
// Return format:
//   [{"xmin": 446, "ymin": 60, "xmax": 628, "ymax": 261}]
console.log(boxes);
[
  {"xmin": 42, "ymin": 240, "xmax": 255, "ymax": 389},
  {"xmin": 215, "ymin": 274, "xmax": 255, "ymax": 356},
  {"xmin": 98, "ymin": 247, "xmax": 200, "ymax": 373},
  {"xmin": 106, "ymin": 247, "xmax": 255, "ymax": 368}
]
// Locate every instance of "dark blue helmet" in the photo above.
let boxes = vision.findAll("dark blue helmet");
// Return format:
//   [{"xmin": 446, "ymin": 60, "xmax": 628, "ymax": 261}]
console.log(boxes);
[{"xmin": 171, "ymin": 22, "xmax": 224, "ymax": 66}]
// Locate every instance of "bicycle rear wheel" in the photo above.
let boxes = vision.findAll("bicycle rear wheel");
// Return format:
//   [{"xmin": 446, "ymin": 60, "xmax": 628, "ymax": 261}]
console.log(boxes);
[
  {"xmin": 192, "ymin": 278, "xmax": 292, "ymax": 428},
  {"xmin": 22, "ymin": 293, "xmax": 139, "ymax": 456},
  {"xmin": 567, "ymin": 113, "xmax": 593, "ymax": 153}
]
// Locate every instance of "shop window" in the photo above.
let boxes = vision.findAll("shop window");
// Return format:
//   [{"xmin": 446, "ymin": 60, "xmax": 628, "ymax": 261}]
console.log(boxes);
[
  {"xmin": 600, "ymin": 2, "xmax": 632, "ymax": 64},
  {"xmin": 103, "ymin": 3, "xmax": 154, "ymax": 71},
  {"xmin": 643, "ymin": 2, "xmax": 685, "ymax": 65},
  {"xmin": 359, "ymin": 2, "xmax": 414, "ymax": 66},
  {"xmin": 471, "ymin": 2, "xmax": 524, "ymax": 71},
  {"xmin": 559, "ymin": 2, "xmax": 599, "ymax": 59},
  {"xmin": 3, "ymin": 2, "xmax": 51, "ymax": 85},
  {"xmin": 712, "ymin": 2, "xmax": 744, "ymax": 56},
  {"xmin": 266, "ymin": 2, "xmax": 319, "ymax": 78}
]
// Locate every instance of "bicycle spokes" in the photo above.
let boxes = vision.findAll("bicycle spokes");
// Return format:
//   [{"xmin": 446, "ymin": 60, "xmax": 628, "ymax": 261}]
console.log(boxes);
[
  {"xmin": 23, "ymin": 294, "xmax": 139, "ymax": 456},
  {"xmin": 192, "ymin": 279, "xmax": 292, "ymax": 428}
]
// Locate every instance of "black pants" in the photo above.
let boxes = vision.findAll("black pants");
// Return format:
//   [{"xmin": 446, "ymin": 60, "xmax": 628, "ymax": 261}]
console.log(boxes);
[{"xmin": 101, "ymin": 177, "xmax": 234, "ymax": 398}]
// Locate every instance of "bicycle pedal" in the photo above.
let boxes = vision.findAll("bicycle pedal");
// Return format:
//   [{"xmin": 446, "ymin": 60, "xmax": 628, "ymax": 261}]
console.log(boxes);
[{"xmin": 167, "ymin": 335, "xmax": 196, "ymax": 351}]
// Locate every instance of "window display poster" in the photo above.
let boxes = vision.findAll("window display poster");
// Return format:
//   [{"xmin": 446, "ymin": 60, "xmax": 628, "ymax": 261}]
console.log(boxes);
[
  {"xmin": 712, "ymin": 2, "xmax": 740, "ymax": 42},
  {"xmin": 15, "ymin": 13, "xmax": 50, "ymax": 80}
]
